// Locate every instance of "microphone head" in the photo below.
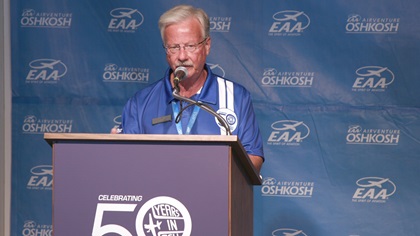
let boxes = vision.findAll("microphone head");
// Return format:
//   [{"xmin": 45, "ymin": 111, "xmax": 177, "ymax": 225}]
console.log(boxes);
[{"xmin": 174, "ymin": 66, "xmax": 188, "ymax": 82}]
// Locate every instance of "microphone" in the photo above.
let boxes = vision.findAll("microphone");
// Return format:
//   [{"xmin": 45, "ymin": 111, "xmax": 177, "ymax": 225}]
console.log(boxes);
[{"xmin": 173, "ymin": 66, "xmax": 188, "ymax": 92}]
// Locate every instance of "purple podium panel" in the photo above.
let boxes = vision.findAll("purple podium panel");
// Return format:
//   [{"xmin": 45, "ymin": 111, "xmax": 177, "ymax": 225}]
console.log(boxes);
[{"xmin": 53, "ymin": 142, "xmax": 230, "ymax": 236}]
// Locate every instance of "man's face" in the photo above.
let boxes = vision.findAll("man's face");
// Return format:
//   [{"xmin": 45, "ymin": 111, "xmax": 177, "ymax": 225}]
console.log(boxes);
[{"xmin": 163, "ymin": 17, "xmax": 211, "ymax": 82}]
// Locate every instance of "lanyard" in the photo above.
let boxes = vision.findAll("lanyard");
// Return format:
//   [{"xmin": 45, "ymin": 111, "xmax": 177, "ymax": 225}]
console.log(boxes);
[{"xmin": 171, "ymin": 101, "xmax": 201, "ymax": 135}]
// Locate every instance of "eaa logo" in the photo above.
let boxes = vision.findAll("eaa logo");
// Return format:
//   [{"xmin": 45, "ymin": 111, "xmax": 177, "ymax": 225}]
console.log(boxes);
[
  {"xmin": 26, "ymin": 59, "xmax": 67, "ymax": 84},
  {"xmin": 352, "ymin": 177, "xmax": 396, "ymax": 203},
  {"xmin": 23, "ymin": 220, "xmax": 36, "ymax": 228},
  {"xmin": 262, "ymin": 177, "xmax": 276, "ymax": 185},
  {"xmin": 268, "ymin": 120, "xmax": 310, "ymax": 146},
  {"xmin": 108, "ymin": 8, "xmax": 144, "ymax": 32},
  {"xmin": 353, "ymin": 66, "xmax": 394, "ymax": 92},
  {"xmin": 347, "ymin": 14, "xmax": 362, "ymax": 23},
  {"xmin": 269, "ymin": 10, "xmax": 310, "ymax": 36},
  {"xmin": 272, "ymin": 228, "xmax": 307, "ymax": 236},
  {"xmin": 21, "ymin": 9, "xmax": 35, "ymax": 17},
  {"xmin": 207, "ymin": 63, "xmax": 226, "ymax": 77},
  {"xmin": 27, "ymin": 165, "xmax": 53, "ymax": 190},
  {"xmin": 23, "ymin": 115, "xmax": 37, "ymax": 123},
  {"xmin": 264, "ymin": 68, "xmax": 277, "ymax": 76},
  {"xmin": 104, "ymin": 63, "xmax": 118, "ymax": 71},
  {"xmin": 348, "ymin": 124, "xmax": 362, "ymax": 133}
]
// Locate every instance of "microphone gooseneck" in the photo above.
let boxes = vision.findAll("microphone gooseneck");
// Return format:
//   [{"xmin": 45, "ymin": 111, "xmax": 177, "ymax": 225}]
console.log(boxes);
[{"xmin": 172, "ymin": 89, "xmax": 232, "ymax": 135}]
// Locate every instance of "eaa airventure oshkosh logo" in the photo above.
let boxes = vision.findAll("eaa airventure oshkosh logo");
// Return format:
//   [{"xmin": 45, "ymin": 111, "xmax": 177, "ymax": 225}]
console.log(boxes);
[
  {"xmin": 261, "ymin": 68, "xmax": 314, "ymax": 87},
  {"xmin": 20, "ymin": 9, "xmax": 72, "ymax": 28},
  {"xmin": 272, "ymin": 228, "xmax": 308, "ymax": 236},
  {"xmin": 22, "ymin": 220, "xmax": 53, "ymax": 236},
  {"xmin": 210, "ymin": 16, "xmax": 231, "ymax": 32},
  {"xmin": 261, "ymin": 177, "xmax": 314, "ymax": 198},
  {"xmin": 346, "ymin": 125, "xmax": 400, "ymax": 145},
  {"xmin": 22, "ymin": 115, "xmax": 73, "ymax": 134},
  {"xmin": 27, "ymin": 165, "xmax": 52, "ymax": 190},
  {"xmin": 25, "ymin": 59, "xmax": 67, "ymax": 84},
  {"xmin": 108, "ymin": 8, "xmax": 144, "ymax": 33},
  {"xmin": 346, "ymin": 14, "xmax": 400, "ymax": 34},
  {"xmin": 268, "ymin": 10, "xmax": 310, "ymax": 36},
  {"xmin": 352, "ymin": 66, "xmax": 395, "ymax": 92},
  {"xmin": 103, "ymin": 63, "xmax": 150, "ymax": 83},
  {"xmin": 268, "ymin": 120, "xmax": 310, "ymax": 146},
  {"xmin": 352, "ymin": 177, "xmax": 396, "ymax": 203}
]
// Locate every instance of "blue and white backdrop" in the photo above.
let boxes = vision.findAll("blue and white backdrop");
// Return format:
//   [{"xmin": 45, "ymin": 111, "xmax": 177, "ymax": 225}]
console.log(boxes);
[{"xmin": 10, "ymin": 0, "xmax": 420, "ymax": 235}]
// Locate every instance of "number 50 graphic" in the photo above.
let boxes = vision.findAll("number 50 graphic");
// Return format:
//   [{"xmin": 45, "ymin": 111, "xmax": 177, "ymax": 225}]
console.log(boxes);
[{"xmin": 91, "ymin": 196, "xmax": 192, "ymax": 236}]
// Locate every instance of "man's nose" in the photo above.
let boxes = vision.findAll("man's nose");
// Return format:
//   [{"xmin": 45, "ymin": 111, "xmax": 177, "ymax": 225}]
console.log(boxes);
[{"xmin": 177, "ymin": 47, "xmax": 189, "ymax": 60}]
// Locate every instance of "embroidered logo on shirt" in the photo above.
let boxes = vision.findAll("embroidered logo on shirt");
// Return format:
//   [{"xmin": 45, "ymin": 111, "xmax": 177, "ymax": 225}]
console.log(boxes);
[{"xmin": 216, "ymin": 108, "xmax": 237, "ymax": 132}]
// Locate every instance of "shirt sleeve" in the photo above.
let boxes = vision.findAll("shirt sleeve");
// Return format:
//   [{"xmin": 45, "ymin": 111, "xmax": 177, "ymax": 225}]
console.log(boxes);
[
  {"xmin": 235, "ymin": 87, "xmax": 265, "ymax": 160},
  {"xmin": 121, "ymin": 95, "xmax": 142, "ymax": 134}
]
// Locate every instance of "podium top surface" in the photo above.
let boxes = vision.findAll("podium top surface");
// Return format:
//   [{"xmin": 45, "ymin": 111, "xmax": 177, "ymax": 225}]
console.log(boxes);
[
  {"xmin": 45, "ymin": 133, "xmax": 240, "ymax": 142},
  {"xmin": 45, "ymin": 133, "xmax": 240, "ymax": 145},
  {"xmin": 44, "ymin": 133, "xmax": 262, "ymax": 185}
]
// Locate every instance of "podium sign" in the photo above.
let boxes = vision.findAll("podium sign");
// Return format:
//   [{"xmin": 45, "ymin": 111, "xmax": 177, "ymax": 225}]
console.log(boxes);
[{"xmin": 45, "ymin": 133, "xmax": 261, "ymax": 236}]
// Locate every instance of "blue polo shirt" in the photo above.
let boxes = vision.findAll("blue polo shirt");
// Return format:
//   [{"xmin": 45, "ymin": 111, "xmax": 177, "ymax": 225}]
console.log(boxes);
[{"xmin": 121, "ymin": 64, "xmax": 264, "ymax": 158}]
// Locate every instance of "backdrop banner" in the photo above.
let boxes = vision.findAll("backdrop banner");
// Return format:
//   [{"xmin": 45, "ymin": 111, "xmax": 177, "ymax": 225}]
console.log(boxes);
[{"xmin": 10, "ymin": 0, "xmax": 420, "ymax": 235}]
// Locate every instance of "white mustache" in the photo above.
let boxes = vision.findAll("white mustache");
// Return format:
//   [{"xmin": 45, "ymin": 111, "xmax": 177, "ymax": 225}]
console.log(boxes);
[{"xmin": 176, "ymin": 64, "xmax": 193, "ymax": 67}]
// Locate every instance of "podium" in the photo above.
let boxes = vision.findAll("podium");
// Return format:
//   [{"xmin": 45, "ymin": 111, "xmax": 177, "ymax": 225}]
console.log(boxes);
[{"xmin": 45, "ymin": 133, "xmax": 261, "ymax": 236}]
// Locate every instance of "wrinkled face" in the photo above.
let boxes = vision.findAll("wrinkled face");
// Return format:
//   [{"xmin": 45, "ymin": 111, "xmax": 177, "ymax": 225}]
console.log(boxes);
[{"xmin": 163, "ymin": 17, "xmax": 211, "ymax": 82}]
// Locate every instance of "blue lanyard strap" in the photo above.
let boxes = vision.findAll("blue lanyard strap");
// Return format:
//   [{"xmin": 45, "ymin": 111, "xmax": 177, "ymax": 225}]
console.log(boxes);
[{"xmin": 171, "ymin": 101, "xmax": 201, "ymax": 135}]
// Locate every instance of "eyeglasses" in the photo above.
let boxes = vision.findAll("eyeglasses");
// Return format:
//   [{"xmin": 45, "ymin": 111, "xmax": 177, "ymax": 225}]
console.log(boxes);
[{"xmin": 164, "ymin": 37, "xmax": 208, "ymax": 54}]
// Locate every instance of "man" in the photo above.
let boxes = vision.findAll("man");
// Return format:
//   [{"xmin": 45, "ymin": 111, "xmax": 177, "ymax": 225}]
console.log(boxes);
[{"xmin": 116, "ymin": 5, "xmax": 264, "ymax": 172}]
